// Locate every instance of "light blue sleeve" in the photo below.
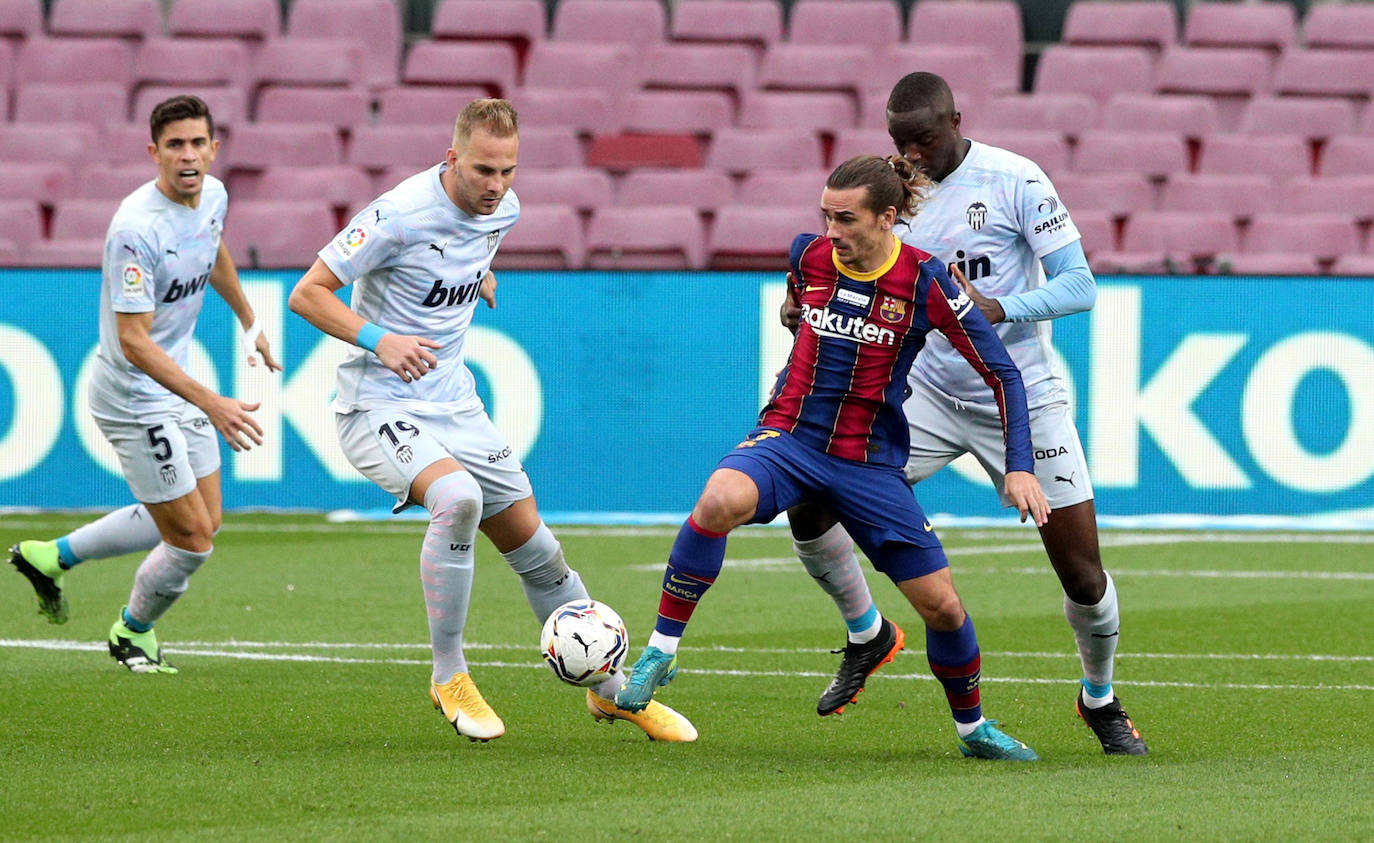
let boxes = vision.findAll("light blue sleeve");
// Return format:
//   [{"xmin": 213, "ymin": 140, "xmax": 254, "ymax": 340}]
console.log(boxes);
[{"xmin": 998, "ymin": 240, "xmax": 1096, "ymax": 323}]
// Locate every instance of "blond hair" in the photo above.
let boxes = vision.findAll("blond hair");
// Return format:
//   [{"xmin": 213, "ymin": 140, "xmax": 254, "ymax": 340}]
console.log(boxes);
[{"xmin": 453, "ymin": 98, "xmax": 519, "ymax": 148}]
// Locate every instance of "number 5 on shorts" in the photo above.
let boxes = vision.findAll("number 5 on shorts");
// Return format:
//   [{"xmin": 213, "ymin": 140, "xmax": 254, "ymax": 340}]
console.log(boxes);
[{"xmin": 147, "ymin": 424, "xmax": 173, "ymax": 461}]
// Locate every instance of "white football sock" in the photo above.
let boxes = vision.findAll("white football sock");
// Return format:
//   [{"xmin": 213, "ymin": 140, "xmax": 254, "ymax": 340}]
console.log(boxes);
[
  {"xmin": 793, "ymin": 523, "xmax": 880, "ymax": 643},
  {"xmin": 647, "ymin": 630, "xmax": 680, "ymax": 654},
  {"xmin": 126, "ymin": 542, "xmax": 211, "ymax": 627},
  {"xmin": 502, "ymin": 521, "xmax": 588, "ymax": 624},
  {"xmin": 422, "ymin": 472, "xmax": 483, "ymax": 684},
  {"xmin": 1065, "ymin": 571, "xmax": 1120, "ymax": 707},
  {"xmin": 66, "ymin": 504, "xmax": 162, "ymax": 563}
]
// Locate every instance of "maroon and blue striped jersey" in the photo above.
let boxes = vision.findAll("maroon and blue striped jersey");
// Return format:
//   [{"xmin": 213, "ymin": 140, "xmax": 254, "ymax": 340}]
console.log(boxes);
[{"xmin": 760, "ymin": 232, "xmax": 1034, "ymax": 471}]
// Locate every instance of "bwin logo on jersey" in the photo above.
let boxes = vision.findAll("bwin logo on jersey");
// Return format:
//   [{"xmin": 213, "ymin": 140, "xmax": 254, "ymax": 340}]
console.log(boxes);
[
  {"xmin": 966, "ymin": 202, "xmax": 988, "ymax": 230},
  {"xmin": 421, "ymin": 278, "xmax": 483, "ymax": 307},
  {"xmin": 801, "ymin": 303, "xmax": 897, "ymax": 345}
]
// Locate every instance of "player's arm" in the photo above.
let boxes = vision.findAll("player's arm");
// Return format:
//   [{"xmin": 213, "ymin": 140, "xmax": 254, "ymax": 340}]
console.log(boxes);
[
  {"xmin": 115, "ymin": 311, "xmax": 263, "ymax": 452},
  {"xmin": 208, "ymin": 239, "xmax": 282, "ymax": 371},
  {"xmin": 778, "ymin": 233, "xmax": 819, "ymax": 331},
  {"xmin": 992, "ymin": 240, "xmax": 1096, "ymax": 323},
  {"xmin": 287, "ymin": 258, "xmax": 442, "ymax": 384}
]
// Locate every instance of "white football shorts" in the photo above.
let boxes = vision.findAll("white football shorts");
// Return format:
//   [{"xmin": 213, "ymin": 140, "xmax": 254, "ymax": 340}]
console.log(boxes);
[
  {"xmin": 904, "ymin": 377, "xmax": 1094, "ymax": 510},
  {"xmin": 336, "ymin": 404, "xmax": 533, "ymax": 516},
  {"xmin": 95, "ymin": 402, "xmax": 220, "ymax": 504}
]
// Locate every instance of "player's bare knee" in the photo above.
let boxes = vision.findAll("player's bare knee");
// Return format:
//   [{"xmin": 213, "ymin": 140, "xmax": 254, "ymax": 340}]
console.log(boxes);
[
  {"xmin": 787, "ymin": 500, "xmax": 837, "ymax": 541},
  {"xmin": 910, "ymin": 591, "xmax": 966, "ymax": 630},
  {"xmin": 1061, "ymin": 566, "xmax": 1108, "ymax": 605}
]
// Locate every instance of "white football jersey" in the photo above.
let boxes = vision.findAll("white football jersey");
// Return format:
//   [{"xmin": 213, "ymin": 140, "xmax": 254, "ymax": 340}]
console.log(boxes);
[
  {"xmin": 321, "ymin": 163, "xmax": 518, "ymax": 413},
  {"xmin": 88, "ymin": 176, "xmax": 227, "ymax": 422},
  {"xmin": 902, "ymin": 140, "xmax": 1080, "ymax": 410}
]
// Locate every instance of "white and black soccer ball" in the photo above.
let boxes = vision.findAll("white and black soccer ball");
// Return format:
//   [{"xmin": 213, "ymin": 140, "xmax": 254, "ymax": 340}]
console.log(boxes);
[{"xmin": 539, "ymin": 599, "xmax": 629, "ymax": 687}]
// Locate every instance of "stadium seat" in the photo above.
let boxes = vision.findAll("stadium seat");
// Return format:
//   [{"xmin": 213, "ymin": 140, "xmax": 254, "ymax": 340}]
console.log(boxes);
[
  {"xmin": 130, "ymin": 84, "xmax": 247, "ymax": 130},
  {"xmin": 402, "ymin": 41, "xmax": 517, "ymax": 98},
  {"xmin": 1198, "ymin": 133, "xmax": 1309, "ymax": 176},
  {"xmin": 522, "ymin": 42, "xmax": 640, "ymax": 97},
  {"xmin": 224, "ymin": 124, "xmax": 342, "ymax": 173},
  {"xmin": 513, "ymin": 126, "xmax": 584, "ymax": 168},
  {"xmin": 706, "ymin": 205, "xmax": 819, "ymax": 270},
  {"xmin": 347, "ymin": 124, "xmax": 460, "ymax": 170},
  {"xmin": 376, "ymin": 86, "xmax": 487, "ymax": 126},
  {"xmin": 1120, "ymin": 210, "xmax": 1239, "ymax": 261},
  {"xmin": 971, "ymin": 93, "xmax": 1097, "ymax": 139},
  {"xmin": 617, "ymin": 169, "xmax": 733, "ymax": 212},
  {"xmin": 1244, "ymin": 213, "xmax": 1360, "ymax": 262},
  {"xmin": 49, "ymin": 0, "xmax": 161, "ymax": 39},
  {"xmin": 1034, "ymin": 45, "xmax": 1155, "ymax": 104},
  {"xmin": 227, "ymin": 200, "xmax": 336, "ymax": 268},
  {"xmin": 167, "ymin": 0, "xmax": 279, "ymax": 42},
  {"xmin": 0, "ymin": 0, "xmax": 43, "ymax": 41},
  {"xmin": 1051, "ymin": 172, "xmax": 1156, "ymax": 219},
  {"xmin": 512, "ymin": 167, "xmax": 614, "ymax": 214},
  {"xmin": 0, "ymin": 199, "xmax": 43, "ymax": 257},
  {"xmin": 831, "ymin": 129, "xmax": 895, "ymax": 166},
  {"xmin": 252, "ymin": 38, "xmax": 365, "ymax": 93},
  {"xmin": 1270, "ymin": 49, "xmax": 1374, "ymax": 100},
  {"xmin": 1217, "ymin": 252, "xmax": 1321, "ymax": 275},
  {"xmin": 735, "ymin": 170, "xmax": 831, "ymax": 207},
  {"xmin": 705, "ymin": 128, "xmax": 825, "ymax": 174},
  {"xmin": 250, "ymin": 165, "xmax": 374, "ymax": 210},
  {"xmin": 551, "ymin": 0, "xmax": 665, "ymax": 45},
  {"xmin": 1330, "ymin": 254, "xmax": 1374, "ymax": 276},
  {"xmin": 0, "ymin": 162, "xmax": 70, "ymax": 204},
  {"xmin": 1159, "ymin": 174, "xmax": 1273, "ymax": 220},
  {"xmin": 14, "ymin": 37, "xmax": 134, "ymax": 87},
  {"xmin": 878, "ymin": 45, "xmax": 992, "ymax": 107},
  {"xmin": 431, "ymin": 0, "xmax": 546, "ymax": 52},
  {"xmin": 1154, "ymin": 47, "xmax": 1273, "ymax": 126},
  {"xmin": 1302, "ymin": 4, "xmax": 1374, "ymax": 50},
  {"xmin": 12, "ymin": 82, "xmax": 128, "ymax": 128},
  {"xmin": 1238, "ymin": 97, "xmax": 1356, "ymax": 142},
  {"xmin": 102, "ymin": 122, "xmax": 163, "ymax": 164},
  {"xmin": 1071, "ymin": 209, "xmax": 1116, "ymax": 256},
  {"xmin": 50, "ymin": 198, "xmax": 119, "ymax": 239},
  {"xmin": 757, "ymin": 44, "xmax": 871, "ymax": 99},
  {"xmin": 75, "ymin": 163, "xmax": 155, "ymax": 199},
  {"xmin": 1100, "ymin": 93, "xmax": 1219, "ymax": 140},
  {"xmin": 1073, "ymin": 130, "xmax": 1186, "ymax": 179},
  {"xmin": 618, "ymin": 90, "xmax": 733, "ymax": 136},
  {"xmin": 0, "ymin": 40, "xmax": 10, "ymax": 115},
  {"xmin": 1062, "ymin": 1, "xmax": 1177, "ymax": 52},
  {"xmin": 585, "ymin": 206, "xmax": 705, "ymax": 270},
  {"xmin": 908, "ymin": 1, "xmax": 1023, "ymax": 95},
  {"xmin": 638, "ymin": 42, "xmax": 756, "ymax": 103},
  {"xmin": 585, "ymin": 133, "xmax": 702, "ymax": 170},
  {"xmin": 1183, "ymin": 2, "xmax": 1296, "ymax": 52},
  {"xmin": 973, "ymin": 130, "xmax": 1071, "ymax": 174},
  {"xmin": 789, "ymin": 0, "xmax": 901, "ymax": 47},
  {"xmin": 1282, "ymin": 176, "xmax": 1374, "ymax": 223},
  {"xmin": 491, "ymin": 204, "xmax": 584, "ymax": 270},
  {"xmin": 738, "ymin": 91, "xmax": 856, "ymax": 136},
  {"xmin": 508, "ymin": 87, "xmax": 615, "ymax": 133},
  {"xmin": 0, "ymin": 122, "xmax": 98, "ymax": 166},
  {"xmin": 254, "ymin": 87, "xmax": 371, "ymax": 130},
  {"xmin": 286, "ymin": 0, "xmax": 401, "ymax": 90},
  {"xmin": 669, "ymin": 0, "xmax": 782, "ymax": 52},
  {"xmin": 1319, "ymin": 137, "xmax": 1374, "ymax": 178},
  {"xmin": 134, "ymin": 38, "xmax": 251, "ymax": 92}
]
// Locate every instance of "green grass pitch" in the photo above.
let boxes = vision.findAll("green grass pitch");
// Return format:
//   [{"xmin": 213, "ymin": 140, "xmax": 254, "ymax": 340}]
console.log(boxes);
[{"xmin": 2, "ymin": 514, "xmax": 1371, "ymax": 841}]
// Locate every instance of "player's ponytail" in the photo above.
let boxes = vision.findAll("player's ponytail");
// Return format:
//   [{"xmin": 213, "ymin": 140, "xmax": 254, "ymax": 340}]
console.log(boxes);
[{"xmin": 827, "ymin": 155, "xmax": 931, "ymax": 219}]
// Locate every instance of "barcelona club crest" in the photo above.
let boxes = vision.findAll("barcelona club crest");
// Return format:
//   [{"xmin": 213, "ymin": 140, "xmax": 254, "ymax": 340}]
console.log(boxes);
[
  {"xmin": 966, "ymin": 201, "xmax": 988, "ymax": 231},
  {"xmin": 878, "ymin": 296, "xmax": 906, "ymax": 323}
]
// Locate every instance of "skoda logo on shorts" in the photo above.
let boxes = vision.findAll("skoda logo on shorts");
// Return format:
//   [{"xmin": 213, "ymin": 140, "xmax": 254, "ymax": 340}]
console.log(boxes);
[
  {"xmin": 396, "ymin": 445, "xmax": 413, "ymax": 464},
  {"xmin": 966, "ymin": 202, "xmax": 988, "ymax": 231}
]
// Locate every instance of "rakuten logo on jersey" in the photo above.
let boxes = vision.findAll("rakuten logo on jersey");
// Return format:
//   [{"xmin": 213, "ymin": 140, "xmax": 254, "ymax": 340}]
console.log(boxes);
[{"xmin": 800, "ymin": 303, "xmax": 896, "ymax": 345}]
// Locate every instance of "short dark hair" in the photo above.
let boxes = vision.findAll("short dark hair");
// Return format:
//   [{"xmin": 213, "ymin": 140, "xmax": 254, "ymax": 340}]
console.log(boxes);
[
  {"xmin": 149, "ymin": 95, "xmax": 215, "ymax": 144},
  {"xmin": 827, "ymin": 154, "xmax": 929, "ymax": 218},
  {"xmin": 886, "ymin": 72, "xmax": 956, "ymax": 115}
]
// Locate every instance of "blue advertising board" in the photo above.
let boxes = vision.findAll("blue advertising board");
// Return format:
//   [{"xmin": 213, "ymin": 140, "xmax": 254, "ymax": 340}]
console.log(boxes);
[{"xmin": 0, "ymin": 269, "xmax": 1370, "ymax": 524}]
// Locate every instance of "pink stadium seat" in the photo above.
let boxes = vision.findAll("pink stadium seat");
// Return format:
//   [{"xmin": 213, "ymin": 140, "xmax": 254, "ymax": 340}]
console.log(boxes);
[
  {"xmin": 102, "ymin": 122, "xmax": 161, "ymax": 164},
  {"xmin": 831, "ymin": 129, "xmax": 895, "ymax": 165},
  {"xmin": 1282, "ymin": 177, "xmax": 1374, "ymax": 223},
  {"xmin": 972, "ymin": 93, "xmax": 1097, "ymax": 138},
  {"xmin": 131, "ymin": 84, "xmax": 247, "ymax": 129},
  {"xmin": 377, "ymin": 86, "xmax": 489, "ymax": 127},
  {"xmin": 757, "ymin": 44, "xmax": 871, "ymax": 98},
  {"xmin": 1159, "ymin": 174, "xmax": 1274, "ymax": 220},
  {"xmin": 908, "ymin": 1, "xmax": 1023, "ymax": 95},
  {"xmin": 707, "ymin": 205, "xmax": 819, "ymax": 270},
  {"xmin": 1238, "ymin": 97, "xmax": 1356, "ymax": 142},
  {"xmin": 0, "ymin": 0, "xmax": 43, "ymax": 40},
  {"xmin": 0, "ymin": 40, "xmax": 10, "ymax": 112},
  {"xmin": 585, "ymin": 206, "xmax": 705, "ymax": 270},
  {"xmin": 706, "ymin": 128, "xmax": 825, "ymax": 174},
  {"xmin": 167, "ymin": 0, "xmax": 279, "ymax": 41},
  {"xmin": 516, "ymin": 126, "xmax": 585, "ymax": 168},
  {"xmin": 522, "ymin": 42, "xmax": 640, "ymax": 96},
  {"xmin": 552, "ymin": 0, "xmax": 664, "ymax": 45},
  {"xmin": 1270, "ymin": 49, "xmax": 1374, "ymax": 100},
  {"xmin": 51, "ymin": 198, "xmax": 119, "ymax": 238},
  {"xmin": 250, "ymin": 165, "xmax": 374, "ymax": 209},
  {"xmin": 1245, "ymin": 213, "xmax": 1360, "ymax": 262},
  {"xmin": 618, "ymin": 91, "xmax": 733, "ymax": 135},
  {"xmin": 1319, "ymin": 137, "xmax": 1374, "ymax": 177},
  {"xmin": 431, "ymin": 0, "xmax": 547, "ymax": 49},
  {"xmin": 669, "ymin": 0, "xmax": 782, "ymax": 51},
  {"xmin": 974, "ymin": 130, "xmax": 1071, "ymax": 174},
  {"xmin": 228, "ymin": 200, "xmax": 336, "ymax": 267},
  {"xmin": 0, "ymin": 198, "xmax": 43, "ymax": 253},
  {"xmin": 255, "ymin": 87, "xmax": 372, "ymax": 130},
  {"xmin": 1183, "ymin": 2, "xmax": 1295, "ymax": 52},
  {"xmin": 1154, "ymin": 47, "xmax": 1273, "ymax": 126},
  {"xmin": 879, "ymin": 45, "xmax": 993, "ymax": 109},
  {"xmin": 0, "ymin": 162, "xmax": 70, "ymax": 203},
  {"xmin": 18, "ymin": 239, "xmax": 105, "ymax": 267},
  {"xmin": 0, "ymin": 122, "xmax": 98, "ymax": 166},
  {"xmin": 1073, "ymin": 130, "xmax": 1188, "ymax": 179},
  {"xmin": 1218, "ymin": 252, "xmax": 1321, "ymax": 275},
  {"xmin": 224, "ymin": 124, "xmax": 342, "ymax": 172},
  {"xmin": 1051, "ymin": 172, "xmax": 1155, "ymax": 218},
  {"xmin": 49, "ymin": 0, "xmax": 161, "ymax": 40},
  {"xmin": 512, "ymin": 168, "xmax": 614, "ymax": 214},
  {"xmin": 789, "ymin": 0, "xmax": 901, "ymax": 47},
  {"xmin": 287, "ymin": 0, "xmax": 401, "ymax": 89},
  {"xmin": 738, "ymin": 91, "xmax": 856, "ymax": 136},
  {"xmin": 639, "ymin": 43, "xmax": 756, "ymax": 102},
  {"xmin": 1071, "ymin": 209, "xmax": 1116, "ymax": 256},
  {"xmin": 492, "ymin": 204, "xmax": 584, "ymax": 270},
  {"xmin": 509, "ymin": 88, "xmax": 616, "ymax": 133},
  {"xmin": 252, "ymin": 38, "xmax": 365, "ymax": 92},
  {"xmin": 76, "ymin": 163, "xmax": 155, "ymax": 199},
  {"xmin": 585, "ymin": 133, "xmax": 702, "ymax": 170},
  {"xmin": 1062, "ymin": 1, "xmax": 1177, "ymax": 52},
  {"xmin": 1198, "ymin": 133, "xmax": 1309, "ymax": 176},
  {"xmin": 348, "ymin": 124, "xmax": 453, "ymax": 170},
  {"xmin": 15, "ymin": 37, "xmax": 133, "ymax": 86},
  {"xmin": 134, "ymin": 38, "xmax": 251, "ymax": 91},
  {"xmin": 1331, "ymin": 254, "xmax": 1374, "ymax": 276},
  {"xmin": 735, "ymin": 170, "xmax": 830, "ymax": 207},
  {"xmin": 13, "ymin": 82, "xmax": 128, "ymax": 128},
  {"xmin": 1100, "ymin": 93, "xmax": 1219, "ymax": 140},
  {"xmin": 1120, "ymin": 210, "xmax": 1239, "ymax": 260},
  {"xmin": 1034, "ymin": 45, "xmax": 1155, "ymax": 104},
  {"xmin": 616, "ymin": 169, "xmax": 733, "ymax": 211},
  {"xmin": 1302, "ymin": 5, "xmax": 1374, "ymax": 50},
  {"xmin": 402, "ymin": 41, "xmax": 517, "ymax": 98}
]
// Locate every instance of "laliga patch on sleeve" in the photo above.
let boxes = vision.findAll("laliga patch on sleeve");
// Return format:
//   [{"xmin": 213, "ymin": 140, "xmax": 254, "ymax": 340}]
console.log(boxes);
[
  {"xmin": 122, "ymin": 263, "xmax": 147, "ymax": 297},
  {"xmin": 332, "ymin": 224, "xmax": 371, "ymax": 260}
]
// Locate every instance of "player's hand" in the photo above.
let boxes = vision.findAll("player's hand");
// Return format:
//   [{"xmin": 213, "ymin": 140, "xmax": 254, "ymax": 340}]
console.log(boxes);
[
  {"xmin": 239, "ymin": 321, "xmax": 283, "ymax": 371},
  {"xmin": 375, "ymin": 332, "xmax": 443, "ymax": 383},
  {"xmin": 479, "ymin": 271, "xmax": 497, "ymax": 309},
  {"xmin": 779, "ymin": 272, "xmax": 801, "ymax": 331},
  {"xmin": 204, "ymin": 394, "xmax": 264, "ymax": 452},
  {"xmin": 1005, "ymin": 470, "xmax": 1050, "ymax": 527},
  {"xmin": 949, "ymin": 263, "xmax": 1006, "ymax": 324}
]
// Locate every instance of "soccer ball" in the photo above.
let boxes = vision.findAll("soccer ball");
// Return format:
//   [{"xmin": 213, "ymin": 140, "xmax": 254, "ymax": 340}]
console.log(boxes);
[{"xmin": 539, "ymin": 599, "xmax": 629, "ymax": 687}]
